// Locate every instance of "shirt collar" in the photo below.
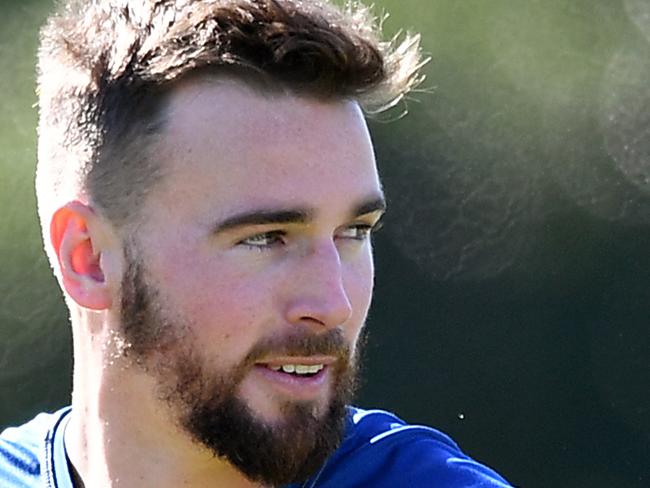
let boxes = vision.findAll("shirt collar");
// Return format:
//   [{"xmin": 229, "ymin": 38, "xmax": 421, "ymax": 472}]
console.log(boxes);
[{"xmin": 47, "ymin": 408, "xmax": 74, "ymax": 488}]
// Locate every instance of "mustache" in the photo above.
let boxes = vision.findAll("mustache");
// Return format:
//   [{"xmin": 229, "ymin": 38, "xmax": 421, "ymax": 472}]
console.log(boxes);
[{"xmin": 243, "ymin": 327, "xmax": 350, "ymax": 365}]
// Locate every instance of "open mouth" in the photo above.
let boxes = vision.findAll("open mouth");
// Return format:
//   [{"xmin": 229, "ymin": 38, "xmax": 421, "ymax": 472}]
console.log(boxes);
[
  {"xmin": 249, "ymin": 359, "xmax": 335, "ymax": 400},
  {"xmin": 267, "ymin": 363, "xmax": 325, "ymax": 377},
  {"xmin": 254, "ymin": 358, "xmax": 334, "ymax": 382}
]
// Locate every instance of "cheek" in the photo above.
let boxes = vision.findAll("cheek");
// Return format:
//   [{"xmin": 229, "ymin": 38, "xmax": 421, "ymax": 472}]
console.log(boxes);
[{"xmin": 149, "ymin": 250, "xmax": 271, "ymax": 355}]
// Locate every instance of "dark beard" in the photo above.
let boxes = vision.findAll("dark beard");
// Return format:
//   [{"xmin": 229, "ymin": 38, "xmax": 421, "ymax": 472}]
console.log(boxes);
[{"xmin": 119, "ymin": 244, "xmax": 360, "ymax": 486}]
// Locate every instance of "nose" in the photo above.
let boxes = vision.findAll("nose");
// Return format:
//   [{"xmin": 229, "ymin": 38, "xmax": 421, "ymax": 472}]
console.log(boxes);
[{"xmin": 284, "ymin": 240, "xmax": 353, "ymax": 330}]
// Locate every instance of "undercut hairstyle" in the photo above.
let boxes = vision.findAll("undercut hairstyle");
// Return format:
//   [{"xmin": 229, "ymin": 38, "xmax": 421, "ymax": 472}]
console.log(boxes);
[{"xmin": 36, "ymin": 0, "xmax": 425, "ymax": 250}]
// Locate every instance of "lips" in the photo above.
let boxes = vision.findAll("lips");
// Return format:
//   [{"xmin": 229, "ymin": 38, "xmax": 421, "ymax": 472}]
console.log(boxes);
[
  {"xmin": 242, "ymin": 329, "xmax": 348, "ymax": 400},
  {"xmin": 256, "ymin": 356, "xmax": 336, "ymax": 376},
  {"xmin": 269, "ymin": 363, "xmax": 325, "ymax": 375},
  {"xmin": 250, "ymin": 356, "xmax": 336, "ymax": 399}
]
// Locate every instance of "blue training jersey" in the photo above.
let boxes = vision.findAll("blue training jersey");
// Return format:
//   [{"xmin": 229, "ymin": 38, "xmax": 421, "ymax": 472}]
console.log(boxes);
[{"xmin": 0, "ymin": 407, "xmax": 512, "ymax": 487}]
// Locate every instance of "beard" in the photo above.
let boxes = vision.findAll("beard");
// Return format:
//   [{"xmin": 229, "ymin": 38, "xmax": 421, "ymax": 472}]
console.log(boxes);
[{"xmin": 118, "ymin": 243, "xmax": 361, "ymax": 486}]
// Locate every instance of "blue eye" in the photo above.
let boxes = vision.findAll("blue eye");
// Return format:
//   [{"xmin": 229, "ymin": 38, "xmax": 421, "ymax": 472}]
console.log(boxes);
[
  {"xmin": 339, "ymin": 221, "xmax": 383, "ymax": 241},
  {"xmin": 239, "ymin": 231, "xmax": 286, "ymax": 249}
]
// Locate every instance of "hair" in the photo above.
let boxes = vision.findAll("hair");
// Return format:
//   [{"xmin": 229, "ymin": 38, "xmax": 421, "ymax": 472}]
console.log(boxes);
[{"xmin": 36, "ymin": 0, "xmax": 425, "ymax": 260}]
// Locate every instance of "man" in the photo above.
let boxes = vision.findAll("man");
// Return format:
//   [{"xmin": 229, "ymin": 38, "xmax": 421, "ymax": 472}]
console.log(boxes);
[{"xmin": 0, "ymin": 0, "xmax": 512, "ymax": 486}]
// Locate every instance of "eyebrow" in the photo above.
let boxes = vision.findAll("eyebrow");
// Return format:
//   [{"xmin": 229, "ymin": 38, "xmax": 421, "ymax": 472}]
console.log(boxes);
[{"xmin": 213, "ymin": 194, "xmax": 386, "ymax": 234}]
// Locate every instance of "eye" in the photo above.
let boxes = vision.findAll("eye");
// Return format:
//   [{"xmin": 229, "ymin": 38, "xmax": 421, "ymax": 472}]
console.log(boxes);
[
  {"xmin": 238, "ymin": 230, "xmax": 286, "ymax": 249},
  {"xmin": 338, "ymin": 220, "xmax": 384, "ymax": 241}
]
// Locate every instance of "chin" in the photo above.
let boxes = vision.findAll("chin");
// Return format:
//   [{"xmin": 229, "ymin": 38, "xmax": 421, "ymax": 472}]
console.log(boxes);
[{"xmin": 245, "ymin": 394, "xmax": 332, "ymax": 426}]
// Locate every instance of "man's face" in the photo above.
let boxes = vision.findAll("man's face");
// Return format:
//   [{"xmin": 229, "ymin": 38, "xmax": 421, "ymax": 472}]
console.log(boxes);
[{"xmin": 117, "ymin": 78, "xmax": 384, "ymax": 484}]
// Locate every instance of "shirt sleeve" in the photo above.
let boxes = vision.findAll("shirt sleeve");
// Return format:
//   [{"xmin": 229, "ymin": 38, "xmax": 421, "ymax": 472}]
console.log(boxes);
[{"xmin": 304, "ymin": 410, "xmax": 513, "ymax": 488}]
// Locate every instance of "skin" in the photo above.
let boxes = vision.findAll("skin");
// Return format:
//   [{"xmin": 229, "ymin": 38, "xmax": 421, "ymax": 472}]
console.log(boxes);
[{"xmin": 51, "ymin": 77, "xmax": 385, "ymax": 487}]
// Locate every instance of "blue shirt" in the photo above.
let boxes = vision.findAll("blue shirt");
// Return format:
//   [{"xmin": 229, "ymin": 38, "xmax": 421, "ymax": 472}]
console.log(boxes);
[{"xmin": 0, "ymin": 407, "xmax": 511, "ymax": 487}]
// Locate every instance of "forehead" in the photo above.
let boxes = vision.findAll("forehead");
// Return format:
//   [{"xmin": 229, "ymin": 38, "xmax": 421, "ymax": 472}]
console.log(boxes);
[{"xmin": 147, "ymin": 76, "xmax": 381, "ymax": 217}]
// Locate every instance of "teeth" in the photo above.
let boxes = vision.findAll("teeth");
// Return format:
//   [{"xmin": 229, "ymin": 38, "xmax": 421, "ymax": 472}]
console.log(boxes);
[
  {"xmin": 295, "ymin": 365, "xmax": 312, "ymax": 374},
  {"xmin": 269, "ymin": 364, "xmax": 325, "ymax": 375}
]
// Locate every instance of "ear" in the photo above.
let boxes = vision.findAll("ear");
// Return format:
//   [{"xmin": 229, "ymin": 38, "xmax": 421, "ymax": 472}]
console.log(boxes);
[{"xmin": 50, "ymin": 201, "xmax": 115, "ymax": 310}]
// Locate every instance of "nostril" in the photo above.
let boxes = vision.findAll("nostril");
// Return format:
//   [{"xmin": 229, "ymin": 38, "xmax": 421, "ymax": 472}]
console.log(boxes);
[
  {"xmin": 299, "ymin": 316, "xmax": 327, "ymax": 326},
  {"xmin": 285, "ymin": 292, "xmax": 353, "ymax": 330}
]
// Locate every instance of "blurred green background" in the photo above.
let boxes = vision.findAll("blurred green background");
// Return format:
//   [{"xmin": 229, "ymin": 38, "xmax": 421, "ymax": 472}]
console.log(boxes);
[{"xmin": 1, "ymin": 1, "xmax": 649, "ymax": 487}]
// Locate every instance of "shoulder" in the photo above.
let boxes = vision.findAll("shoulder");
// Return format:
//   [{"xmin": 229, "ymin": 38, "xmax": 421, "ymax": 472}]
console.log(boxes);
[
  {"xmin": 0, "ymin": 409, "xmax": 68, "ymax": 487},
  {"xmin": 307, "ymin": 407, "xmax": 512, "ymax": 488}
]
